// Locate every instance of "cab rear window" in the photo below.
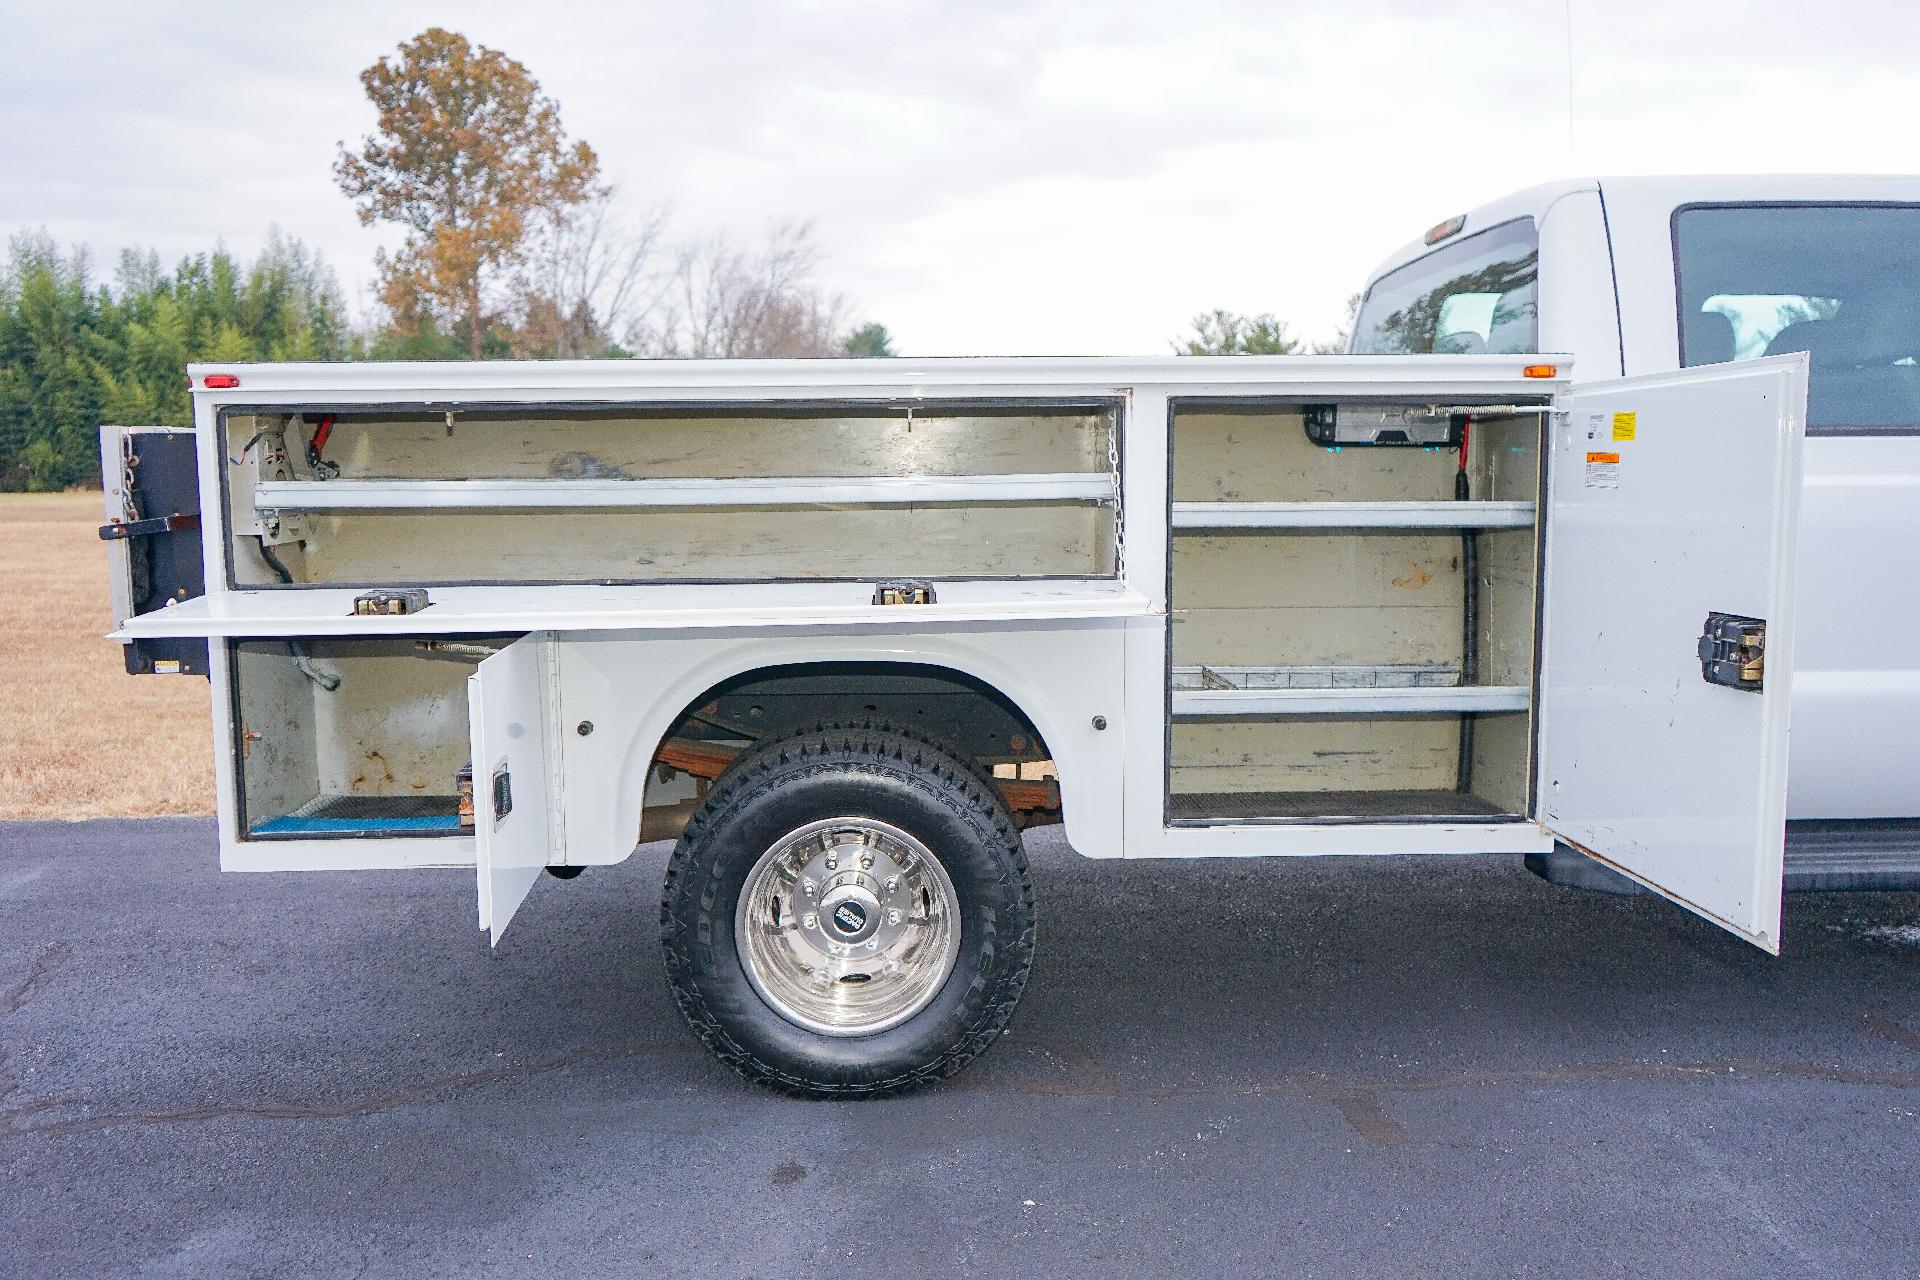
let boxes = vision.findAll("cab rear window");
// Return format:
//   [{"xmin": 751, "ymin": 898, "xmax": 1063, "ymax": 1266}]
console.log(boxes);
[
  {"xmin": 1675, "ymin": 203, "xmax": 1920, "ymax": 436},
  {"xmin": 1352, "ymin": 219, "xmax": 1539, "ymax": 356}
]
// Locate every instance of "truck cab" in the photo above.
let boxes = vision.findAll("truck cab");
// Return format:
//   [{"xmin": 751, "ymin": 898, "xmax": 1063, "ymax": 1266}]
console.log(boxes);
[{"xmin": 1352, "ymin": 176, "xmax": 1920, "ymax": 884}]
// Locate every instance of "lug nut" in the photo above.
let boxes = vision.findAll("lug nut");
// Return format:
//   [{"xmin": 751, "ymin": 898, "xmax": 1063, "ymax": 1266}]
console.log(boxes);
[
  {"xmin": 802, "ymin": 912, "xmax": 818, "ymax": 930},
  {"xmin": 860, "ymin": 854, "xmax": 874, "ymax": 869},
  {"xmin": 884, "ymin": 877, "xmax": 898, "ymax": 892},
  {"xmin": 887, "ymin": 910, "xmax": 901, "ymax": 925}
]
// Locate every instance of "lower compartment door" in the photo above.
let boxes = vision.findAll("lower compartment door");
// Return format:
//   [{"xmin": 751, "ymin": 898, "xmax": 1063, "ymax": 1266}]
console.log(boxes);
[
  {"xmin": 469, "ymin": 633, "xmax": 560, "ymax": 945},
  {"xmin": 1537, "ymin": 357, "xmax": 1807, "ymax": 953}
]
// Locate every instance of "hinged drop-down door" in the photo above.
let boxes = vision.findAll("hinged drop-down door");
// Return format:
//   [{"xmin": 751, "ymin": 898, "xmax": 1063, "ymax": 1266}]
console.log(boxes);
[
  {"xmin": 1537, "ymin": 356, "xmax": 1808, "ymax": 953},
  {"xmin": 469, "ymin": 633, "xmax": 561, "ymax": 945}
]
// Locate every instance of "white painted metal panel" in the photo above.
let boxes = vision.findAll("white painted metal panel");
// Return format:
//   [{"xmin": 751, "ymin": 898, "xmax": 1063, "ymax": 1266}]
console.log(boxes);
[
  {"xmin": 470, "ymin": 633, "xmax": 560, "ymax": 944},
  {"xmin": 252, "ymin": 472, "xmax": 1113, "ymax": 511},
  {"xmin": 1172, "ymin": 500, "xmax": 1535, "ymax": 530},
  {"xmin": 1537, "ymin": 357, "xmax": 1807, "ymax": 953}
]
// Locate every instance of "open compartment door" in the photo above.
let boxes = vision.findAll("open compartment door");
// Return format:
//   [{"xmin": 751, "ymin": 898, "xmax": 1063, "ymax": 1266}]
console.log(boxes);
[
  {"xmin": 1537, "ymin": 357, "xmax": 1808, "ymax": 953},
  {"xmin": 469, "ymin": 633, "xmax": 560, "ymax": 945},
  {"xmin": 98, "ymin": 425, "xmax": 207, "ymax": 675}
]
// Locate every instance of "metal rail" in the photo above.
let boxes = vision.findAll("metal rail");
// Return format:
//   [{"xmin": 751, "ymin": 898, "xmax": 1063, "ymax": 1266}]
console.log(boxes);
[
  {"xmin": 253, "ymin": 472, "xmax": 1115, "ymax": 511},
  {"xmin": 1172, "ymin": 500, "xmax": 1535, "ymax": 531}
]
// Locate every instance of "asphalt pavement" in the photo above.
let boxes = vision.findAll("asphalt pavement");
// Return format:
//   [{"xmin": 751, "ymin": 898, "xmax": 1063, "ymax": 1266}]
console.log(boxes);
[{"xmin": 2, "ymin": 818, "xmax": 1916, "ymax": 1279}]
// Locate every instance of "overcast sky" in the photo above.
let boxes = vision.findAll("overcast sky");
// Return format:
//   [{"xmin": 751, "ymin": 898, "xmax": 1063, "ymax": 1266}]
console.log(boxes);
[{"xmin": 4, "ymin": 1, "xmax": 1914, "ymax": 354}]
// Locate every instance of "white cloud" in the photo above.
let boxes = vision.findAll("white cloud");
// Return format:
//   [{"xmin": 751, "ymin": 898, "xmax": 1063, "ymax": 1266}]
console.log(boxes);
[{"xmin": 4, "ymin": 0, "xmax": 1916, "ymax": 353}]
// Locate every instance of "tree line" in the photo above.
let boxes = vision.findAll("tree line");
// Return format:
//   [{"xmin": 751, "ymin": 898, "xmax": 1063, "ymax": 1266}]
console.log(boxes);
[{"xmin": 0, "ymin": 26, "xmax": 1338, "ymax": 490}]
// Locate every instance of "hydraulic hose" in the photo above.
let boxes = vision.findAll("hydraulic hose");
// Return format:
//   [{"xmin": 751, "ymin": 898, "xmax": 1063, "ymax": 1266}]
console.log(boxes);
[{"xmin": 255, "ymin": 537, "xmax": 340, "ymax": 692}]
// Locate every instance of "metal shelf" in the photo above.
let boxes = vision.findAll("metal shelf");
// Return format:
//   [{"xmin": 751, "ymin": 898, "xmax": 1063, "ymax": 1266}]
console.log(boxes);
[
  {"xmin": 1171, "ymin": 684, "xmax": 1530, "ymax": 717},
  {"xmin": 252, "ymin": 472, "xmax": 1114, "ymax": 512},
  {"xmin": 1172, "ymin": 500, "xmax": 1535, "ymax": 531}
]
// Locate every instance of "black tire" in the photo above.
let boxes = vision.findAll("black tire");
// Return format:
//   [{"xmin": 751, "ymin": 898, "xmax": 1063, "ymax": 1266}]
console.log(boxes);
[{"xmin": 660, "ymin": 720, "xmax": 1035, "ymax": 1098}]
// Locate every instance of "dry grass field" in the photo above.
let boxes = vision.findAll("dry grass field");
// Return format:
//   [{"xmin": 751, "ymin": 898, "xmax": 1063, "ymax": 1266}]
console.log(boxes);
[{"xmin": 0, "ymin": 492, "xmax": 213, "ymax": 819}]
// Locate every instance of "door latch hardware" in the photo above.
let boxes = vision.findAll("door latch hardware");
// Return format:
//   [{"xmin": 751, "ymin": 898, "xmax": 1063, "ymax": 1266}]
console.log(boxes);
[
  {"xmin": 1697, "ymin": 612, "xmax": 1765, "ymax": 692},
  {"xmin": 873, "ymin": 578, "xmax": 936, "ymax": 606},
  {"xmin": 98, "ymin": 512, "xmax": 200, "ymax": 540},
  {"xmin": 353, "ymin": 588, "xmax": 431, "ymax": 616},
  {"xmin": 490, "ymin": 765, "xmax": 513, "ymax": 824}
]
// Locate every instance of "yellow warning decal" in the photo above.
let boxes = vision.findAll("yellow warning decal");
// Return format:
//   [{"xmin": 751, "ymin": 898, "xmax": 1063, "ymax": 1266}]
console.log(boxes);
[{"xmin": 1611, "ymin": 411, "xmax": 1637, "ymax": 441}]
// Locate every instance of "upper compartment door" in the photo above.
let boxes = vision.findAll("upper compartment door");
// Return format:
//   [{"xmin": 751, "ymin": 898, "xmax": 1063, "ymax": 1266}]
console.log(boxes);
[
  {"xmin": 1537, "ymin": 357, "xmax": 1808, "ymax": 954},
  {"xmin": 469, "ymin": 633, "xmax": 561, "ymax": 946}
]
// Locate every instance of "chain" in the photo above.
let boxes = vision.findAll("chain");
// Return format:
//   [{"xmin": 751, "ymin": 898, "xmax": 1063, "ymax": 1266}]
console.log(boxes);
[{"xmin": 1105, "ymin": 408, "xmax": 1124, "ymax": 575}]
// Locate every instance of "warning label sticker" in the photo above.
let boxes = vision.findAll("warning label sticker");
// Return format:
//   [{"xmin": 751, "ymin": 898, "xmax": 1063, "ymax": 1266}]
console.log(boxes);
[
  {"xmin": 1611, "ymin": 411, "xmax": 1637, "ymax": 441},
  {"xmin": 1585, "ymin": 451, "xmax": 1621, "ymax": 488}
]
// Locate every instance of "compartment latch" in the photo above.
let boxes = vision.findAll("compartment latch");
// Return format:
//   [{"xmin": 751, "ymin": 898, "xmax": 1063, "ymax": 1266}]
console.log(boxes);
[
  {"xmin": 873, "ymin": 579, "xmax": 936, "ymax": 606},
  {"xmin": 1697, "ymin": 612, "xmax": 1765, "ymax": 692}
]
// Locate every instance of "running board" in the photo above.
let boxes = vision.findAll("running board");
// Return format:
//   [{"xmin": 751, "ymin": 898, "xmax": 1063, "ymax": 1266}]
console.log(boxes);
[{"xmin": 1526, "ymin": 820, "xmax": 1920, "ymax": 896}]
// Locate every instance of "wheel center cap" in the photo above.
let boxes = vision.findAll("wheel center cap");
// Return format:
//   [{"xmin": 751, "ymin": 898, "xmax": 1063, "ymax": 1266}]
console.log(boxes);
[{"xmin": 816, "ymin": 883, "xmax": 882, "ymax": 944}]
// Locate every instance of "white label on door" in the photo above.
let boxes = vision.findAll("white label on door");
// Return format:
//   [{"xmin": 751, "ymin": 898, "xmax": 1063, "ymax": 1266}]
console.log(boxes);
[{"xmin": 1585, "ymin": 451, "xmax": 1621, "ymax": 489}]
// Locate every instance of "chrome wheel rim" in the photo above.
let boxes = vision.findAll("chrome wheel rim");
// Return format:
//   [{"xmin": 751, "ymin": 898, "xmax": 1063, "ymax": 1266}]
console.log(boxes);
[{"xmin": 734, "ymin": 817, "xmax": 961, "ymax": 1037}]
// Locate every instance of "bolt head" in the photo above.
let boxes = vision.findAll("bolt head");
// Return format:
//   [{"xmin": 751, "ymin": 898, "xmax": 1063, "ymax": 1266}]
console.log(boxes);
[
  {"xmin": 884, "ymin": 878, "xmax": 898, "ymax": 892},
  {"xmin": 802, "ymin": 912, "xmax": 818, "ymax": 930},
  {"xmin": 860, "ymin": 854, "xmax": 874, "ymax": 869},
  {"xmin": 887, "ymin": 909, "xmax": 901, "ymax": 925}
]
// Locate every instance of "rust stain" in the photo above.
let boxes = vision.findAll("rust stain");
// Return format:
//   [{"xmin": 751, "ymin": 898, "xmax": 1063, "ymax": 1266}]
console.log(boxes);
[{"xmin": 1391, "ymin": 565, "xmax": 1433, "ymax": 590}]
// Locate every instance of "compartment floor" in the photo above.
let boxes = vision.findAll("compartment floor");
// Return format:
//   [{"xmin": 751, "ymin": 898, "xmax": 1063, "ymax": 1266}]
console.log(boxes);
[
  {"xmin": 253, "ymin": 794, "xmax": 462, "ymax": 835},
  {"xmin": 1168, "ymin": 788, "xmax": 1510, "ymax": 823}
]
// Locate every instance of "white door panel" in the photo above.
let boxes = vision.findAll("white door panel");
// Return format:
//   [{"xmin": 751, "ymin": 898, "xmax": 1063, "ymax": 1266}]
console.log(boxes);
[
  {"xmin": 1539, "ymin": 357, "xmax": 1807, "ymax": 953},
  {"xmin": 470, "ymin": 633, "xmax": 560, "ymax": 944}
]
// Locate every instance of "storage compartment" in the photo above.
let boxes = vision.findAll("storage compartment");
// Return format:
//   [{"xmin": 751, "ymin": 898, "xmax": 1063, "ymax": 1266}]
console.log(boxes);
[
  {"xmin": 223, "ymin": 403, "xmax": 1119, "ymax": 586},
  {"xmin": 231, "ymin": 637, "xmax": 491, "ymax": 838},
  {"xmin": 1167, "ymin": 400, "xmax": 1542, "ymax": 824}
]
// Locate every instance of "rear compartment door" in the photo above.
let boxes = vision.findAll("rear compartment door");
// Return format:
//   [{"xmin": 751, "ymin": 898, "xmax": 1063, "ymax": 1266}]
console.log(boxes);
[
  {"xmin": 98, "ymin": 425, "xmax": 208, "ymax": 675},
  {"xmin": 469, "ymin": 633, "xmax": 561, "ymax": 945},
  {"xmin": 1536, "ymin": 356, "xmax": 1807, "ymax": 953}
]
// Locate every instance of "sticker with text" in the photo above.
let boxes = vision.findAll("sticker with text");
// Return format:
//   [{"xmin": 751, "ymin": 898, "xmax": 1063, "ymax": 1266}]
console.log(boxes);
[
  {"xmin": 1611, "ymin": 411, "xmax": 1637, "ymax": 442},
  {"xmin": 1585, "ymin": 451, "xmax": 1621, "ymax": 489}
]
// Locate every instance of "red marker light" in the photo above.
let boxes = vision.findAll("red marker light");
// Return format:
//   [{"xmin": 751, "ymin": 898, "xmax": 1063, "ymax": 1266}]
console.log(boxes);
[{"xmin": 202, "ymin": 373, "xmax": 241, "ymax": 389}]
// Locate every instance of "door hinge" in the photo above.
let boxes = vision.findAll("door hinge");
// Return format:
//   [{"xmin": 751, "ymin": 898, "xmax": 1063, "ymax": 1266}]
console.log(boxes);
[{"xmin": 1697, "ymin": 612, "xmax": 1765, "ymax": 692}]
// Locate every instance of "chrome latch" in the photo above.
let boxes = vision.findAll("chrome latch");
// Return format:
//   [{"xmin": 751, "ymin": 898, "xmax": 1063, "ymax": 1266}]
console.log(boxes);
[{"xmin": 1697, "ymin": 612, "xmax": 1765, "ymax": 692}]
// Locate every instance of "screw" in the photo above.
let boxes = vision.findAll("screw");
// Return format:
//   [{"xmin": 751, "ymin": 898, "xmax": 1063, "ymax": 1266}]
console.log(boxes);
[
  {"xmin": 1091, "ymin": 715, "xmax": 1108, "ymax": 731},
  {"xmin": 575, "ymin": 721, "xmax": 593, "ymax": 736}
]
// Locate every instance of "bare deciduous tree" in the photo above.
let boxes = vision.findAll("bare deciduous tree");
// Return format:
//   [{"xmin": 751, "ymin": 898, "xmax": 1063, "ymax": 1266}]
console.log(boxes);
[
  {"xmin": 632, "ymin": 223, "xmax": 851, "ymax": 359},
  {"xmin": 512, "ymin": 188, "xmax": 668, "ymax": 357}
]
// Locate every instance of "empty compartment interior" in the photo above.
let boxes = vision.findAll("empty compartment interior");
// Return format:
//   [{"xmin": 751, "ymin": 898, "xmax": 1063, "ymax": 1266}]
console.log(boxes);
[
  {"xmin": 1168, "ymin": 401, "xmax": 1541, "ymax": 823},
  {"xmin": 232, "ymin": 637, "xmax": 490, "ymax": 837},
  {"xmin": 224, "ymin": 404, "xmax": 1119, "ymax": 585}
]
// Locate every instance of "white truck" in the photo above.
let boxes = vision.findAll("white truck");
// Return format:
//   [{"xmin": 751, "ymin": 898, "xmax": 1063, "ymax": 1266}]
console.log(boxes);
[
  {"xmin": 1351, "ymin": 174, "xmax": 1920, "ymax": 893},
  {"xmin": 100, "ymin": 347, "xmax": 1821, "ymax": 1096}
]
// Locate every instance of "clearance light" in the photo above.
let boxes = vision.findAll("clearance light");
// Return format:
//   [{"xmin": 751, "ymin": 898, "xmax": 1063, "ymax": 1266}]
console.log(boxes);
[
  {"xmin": 202, "ymin": 373, "xmax": 241, "ymax": 389},
  {"xmin": 1423, "ymin": 215, "xmax": 1467, "ymax": 245},
  {"xmin": 1522, "ymin": 364, "xmax": 1558, "ymax": 379}
]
